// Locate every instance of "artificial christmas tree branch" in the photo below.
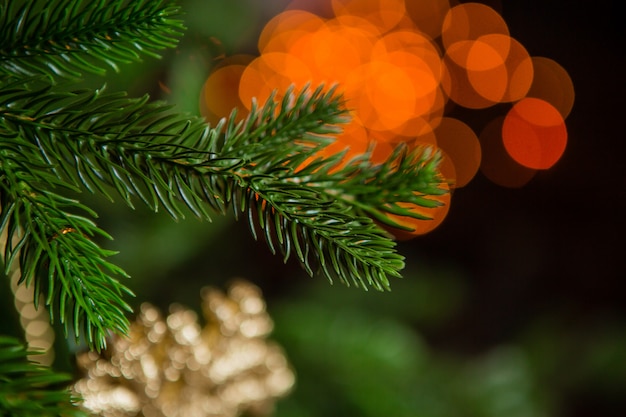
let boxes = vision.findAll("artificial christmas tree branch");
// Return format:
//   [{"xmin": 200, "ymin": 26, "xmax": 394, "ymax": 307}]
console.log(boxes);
[
  {"xmin": 1, "ymin": 0, "xmax": 445, "ymax": 359},
  {"xmin": 0, "ymin": 0, "xmax": 450, "ymax": 415},
  {"xmin": 0, "ymin": 0, "xmax": 184, "ymax": 78},
  {"xmin": 0, "ymin": 336, "xmax": 88, "ymax": 417}
]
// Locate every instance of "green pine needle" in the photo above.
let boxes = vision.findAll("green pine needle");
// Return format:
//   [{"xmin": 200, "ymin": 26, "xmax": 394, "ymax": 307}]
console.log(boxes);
[
  {"xmin": 0, "ymin": 160, "xmax": 134, "ymax": 352},
  {"xmin": 0, "ymin": 336, "xmax": 88, "ymax": 416},
  {"xmin": 1, "ymin": 0, "xmax": 448, "ymax": 355},
  {"xmin": 311, "ymin": 143, "xmax": 449, "ymax": 230},
  {"xmin": 0, "ymin": 0, "xmax": 184, "ymax": 78}
]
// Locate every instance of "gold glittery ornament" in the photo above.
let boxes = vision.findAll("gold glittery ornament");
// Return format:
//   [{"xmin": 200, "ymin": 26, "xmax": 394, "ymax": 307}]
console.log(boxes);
[{"xmin": 74, "ymin": 279, "xmax": 294, "ymax": 417}]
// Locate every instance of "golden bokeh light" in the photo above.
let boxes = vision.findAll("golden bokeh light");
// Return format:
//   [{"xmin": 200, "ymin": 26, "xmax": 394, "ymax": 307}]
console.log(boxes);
[
  {"xmin": 74, "ymin": 280, "xmax": 294, "ymax": 417},
  {"xmin": 10, "ymin": 278, "xmax": 55, "ymax": 366},
  {"xmin": 2, "ymin": 227, "xmax": 56, "ymax": 367}
]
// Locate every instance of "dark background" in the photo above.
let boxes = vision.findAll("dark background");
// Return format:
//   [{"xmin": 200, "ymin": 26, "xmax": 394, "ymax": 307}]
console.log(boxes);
[
  {"xmin": 424, "ymin": 0, "xmax": 625, "ymax": 352},
  {"xmin": 413, "ymin": 2, "xmax": 626, "ymax": 415}
]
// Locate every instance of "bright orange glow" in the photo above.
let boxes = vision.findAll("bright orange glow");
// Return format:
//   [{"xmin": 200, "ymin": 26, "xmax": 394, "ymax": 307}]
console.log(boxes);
[
  {"xmin": 527, "ymin": 57, "xmax": 575, "ymax": 118},
  {"xmin": 258, "ymin": 10, "xmax": 326, "ymax": 54},
  {"xmin": 330, "ymin": 14, "xmax": 384, "ymax": 37},
  {"xmin": 366, "ymin": 59, "xmax": 418, "ymax": 130},
  {"xmin": 502, "ymin": 98, "xmax": 567, "ymax": 169},
  {"xmin": 369, "ymin": 139, "xmax": 395, "ymax": 163},
  {"xmin": 412, "ymin": 129, "xmax": 439, "ymax": 148},
  {"xmin": 433, "ymin": 118, "xmax": 481, "ymax": 188},
  {"xmin": 294, "ymin": 20, "xmax": 378, "ymax": 85},
  {"xmin": 442, "ymin": 33, "xmax": 533, "ymax": 108},
  {"xmin": 439, "ymin": 4, "xmax": 513, "ymax": 108},
  {"xmin": 200, "ymin": 64, "xmax": 249, "ymax": 125},
  {"xmin": 442, "ymin": 41, "xmax": 499, "ymax": 109},
  {"xmin": 239, "ymin": 53, "xmax": 312, "ymax": 108},
  {"xmin": 199, "ymin": 0, "xmax": 574, "ymax": 234},
  {"xmin": 352, "ymin": 51, "xmax": 442, "ymax": 134},
  {"xmin": 466, "ymin": 38, "xmax": 509, "ymax": 102},
  {"xmin": 498, "ymin": 36, "xmax": 534, "ymax": 102},
  {"xmin": 371, "ymin": 30, "xmax": 442, "ymax": 71},
  {"xmin": 466, "ymin": 37, "xmax": 508, "ymax": 71},
  {"xmin": 301, "ymin": 122, "xmax": 371, "ymax": 172}
]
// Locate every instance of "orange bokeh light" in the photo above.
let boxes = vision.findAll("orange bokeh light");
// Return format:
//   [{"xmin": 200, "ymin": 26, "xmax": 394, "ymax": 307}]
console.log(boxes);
[
  {"xmin": 527, "ymin": 56, "xmax": 575, "ymax": 118},
  {"xmin": 502, "ymin": 97, "xmax": 568, "ymax": 170},
  {"xmin": 200, "ymin": 64, "xmax": 249, "ymax": 125},
  {"xmin": 442, "ymin": 41, "xmax": 499, "ymax": 109},
  {"xmin": 258, "ymin": 10, "xmax": 326, "ymax": 54},
  {"xmin": 434, "ymin": 118, "xmax": 481, "ymax": 188},
  {"xmin": 239, "ymin": 52, "xmax": 312, "ymax": 108},
  {"xmin": 441, "ymin": 2, "xmax": 509, "ymax": 49},
  {"xmin": 300, "ymin": 122, "xmax": 371, "ymax": 173},
  {"xmin": 331, "ymin": 0, "xmax": 406, "ymax": 33},
  {"xmin": 404, "ymin": 0, "xmax": 452, "ymax": 40},
  {"xmin": 199, "ymin": 0, "xmax": 573, "ymax": 237}
]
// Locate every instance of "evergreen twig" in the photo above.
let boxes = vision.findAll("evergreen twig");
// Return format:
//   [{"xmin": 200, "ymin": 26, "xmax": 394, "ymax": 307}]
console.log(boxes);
[
  {"xmin": 0, "ymin": 0, "xmax": 184, "ymax": 78},
  {"xmin": 0, "ymin": 336, "xmax": 87, "ymax": 416},
  {"xmin": 0, "ymin": 0, "xmax": 447, "ymax": 354}
]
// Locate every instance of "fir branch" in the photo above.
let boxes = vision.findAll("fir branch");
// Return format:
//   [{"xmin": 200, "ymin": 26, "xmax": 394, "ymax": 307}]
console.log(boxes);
[
  {"xmin": 0, "ymin": 76, "xmax": 239, "ymax": 219},
  {"xmin": 0, "ymin": 138, "xmax": 133, "ymax": 351},
  {"xmin": 0, "ymin": 336, "xmax": 88, "ymax": 417},
  {"xmin": 0, "ymin": 0, "xmax": 184, "ymax": 78},
  {"xmin": 2, "ymin": 70, "xmax": 449, "ymax": 295},
  {"xmin": 1, "ymin": 77, "xmax": 416, "ymax": 290},
  {"xmin": 240, "ymin": 181, "xmax": 403, "ymax": 290},
  {"xmin": 303, "ymin": 144, "xmax": 449, "ymax": 230}
]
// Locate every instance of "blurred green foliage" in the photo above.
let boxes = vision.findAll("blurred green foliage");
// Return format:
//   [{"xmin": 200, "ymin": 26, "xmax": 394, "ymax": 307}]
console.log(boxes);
[{"xmin": 270, "ymin": 276, "xmax": 547, "ymax": 417}]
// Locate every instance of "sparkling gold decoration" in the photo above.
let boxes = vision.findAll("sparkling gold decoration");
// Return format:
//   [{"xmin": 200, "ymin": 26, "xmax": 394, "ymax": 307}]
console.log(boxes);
[
  {"xmin": 1, "ymin": 228, "xmax": 55, "ymax": 365},
  {"xmin": 9, "ymin": 274, "xmax": 56, "ymax": 366},
  {"xmin": 74, "ymin": 279, "xmax": 295, "ymax": 417}
]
